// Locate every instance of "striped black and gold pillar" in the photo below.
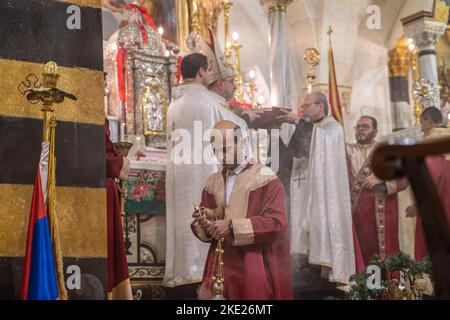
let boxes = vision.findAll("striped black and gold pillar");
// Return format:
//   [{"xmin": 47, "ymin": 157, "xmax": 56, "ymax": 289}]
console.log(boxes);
[{"xmin": 0, "ymin": 0, "xmax": 107, "ymax": 299}]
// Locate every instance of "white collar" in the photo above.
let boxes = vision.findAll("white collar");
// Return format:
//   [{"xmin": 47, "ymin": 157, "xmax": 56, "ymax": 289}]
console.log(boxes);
[{"xmin": 227, "ymin": 158, "xmax": 252, "ymax": 176}]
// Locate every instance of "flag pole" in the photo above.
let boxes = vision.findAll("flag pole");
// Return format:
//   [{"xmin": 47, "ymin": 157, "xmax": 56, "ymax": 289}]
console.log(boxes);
[
  {"xmin": 327, "ymin": 25, "xmax": 344, "ymax": 126},
  {"xmin": 48, "ymin": 117, "xmax": 68, "ymax": 300},
  {"xmin": 24, "ymin": 61, "xmax": 77, "ymax": 300}
]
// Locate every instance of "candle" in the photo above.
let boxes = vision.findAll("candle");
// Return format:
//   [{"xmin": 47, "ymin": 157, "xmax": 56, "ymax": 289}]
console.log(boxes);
[
  {"xmin": 232, "ymin": 31, "xmax": 239, "ymax": 42},
  {"xmin": 158, "ymin": 26, "xmax": 164, "ymax": 36},
  {"xmin": 120, "ymin": 123, "xmax": 125, "ymax": 142}
]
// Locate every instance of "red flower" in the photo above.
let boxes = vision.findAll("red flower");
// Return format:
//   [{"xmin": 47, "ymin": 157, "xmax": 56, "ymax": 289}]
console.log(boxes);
[
  {"xmin": 132, "ymin": 182, "xmax": 150, "ymax": 202},
  {"xmin": 132, "ymin": 187, "xmax": 143, "ymax": 202}
]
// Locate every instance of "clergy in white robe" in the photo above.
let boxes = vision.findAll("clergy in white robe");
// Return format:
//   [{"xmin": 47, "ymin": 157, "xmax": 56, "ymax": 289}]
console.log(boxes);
[
  {"xmin": 294, "ymin": 92, "xmax": 355, "ymax": 289},
  {"xmin": 164, "ymin": 53, "xmax": 224, "ymax": 287}
]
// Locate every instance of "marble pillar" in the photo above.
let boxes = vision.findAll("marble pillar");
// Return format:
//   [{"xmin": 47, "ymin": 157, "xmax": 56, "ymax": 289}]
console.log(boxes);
[
  {"xmin": 260, "ymin": 0, "xmax": 294, "ymax": 147},
  {"xmin": 260, "ymin": 0, "xmax": 293, "ymax": 108},
  {"xmin": 402, "ymin": 13, "xmax": 447, "ymax": 109}
]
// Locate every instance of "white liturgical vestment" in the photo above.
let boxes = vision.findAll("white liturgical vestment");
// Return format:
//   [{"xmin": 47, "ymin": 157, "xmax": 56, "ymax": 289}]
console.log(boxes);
[
  {"xmin": 164, "ymin": 83, "xmax": 222, "ymax": 287},
  {"xmin": 164, "ymin": 83, "xmax": 249, "ymax": 287},
  {"xmin": 295, "ymin": 116, "xmax": 355, "ymax": 286}
]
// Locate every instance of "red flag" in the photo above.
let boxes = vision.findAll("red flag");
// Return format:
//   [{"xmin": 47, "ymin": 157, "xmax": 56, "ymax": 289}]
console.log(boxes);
[{"xmin": 328, "ymin": 42, "xmax": 344, "ymax": 126}]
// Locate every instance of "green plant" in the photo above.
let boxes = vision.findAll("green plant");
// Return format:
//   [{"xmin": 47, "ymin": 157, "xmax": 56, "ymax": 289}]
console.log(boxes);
[{"xmin": 346, "ymin": 252, "xmax": 432, "ymax": 300}]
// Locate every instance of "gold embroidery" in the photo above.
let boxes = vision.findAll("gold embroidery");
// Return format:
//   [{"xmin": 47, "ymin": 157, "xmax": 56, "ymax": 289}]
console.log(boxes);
[
  {"xmin": 375, "ymin": 192, "xmax": 387, "ymax": 260},
  {"xmin": 231, "ymin": 218, "xmax": 254, "ymax": 246},
  {"xmin": 349, "ymin": 144, "xmax": 387, "ymax": 259}
]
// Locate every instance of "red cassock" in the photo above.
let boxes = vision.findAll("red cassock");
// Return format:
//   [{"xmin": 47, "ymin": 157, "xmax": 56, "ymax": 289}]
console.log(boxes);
[
  {"xmin": 415, "ymin": 156, "xmax": 450, "ymax": 261},
  {"xmin": 105, "ymin": 119, "xmax": 131, "ymax": 299},
  {"xmin": 346, "ymin": 149, "xmax": 407, "ymax": 270},
  {"xmin": 191, "ymin": 163, "xmax": 292, "ymax": 300}
]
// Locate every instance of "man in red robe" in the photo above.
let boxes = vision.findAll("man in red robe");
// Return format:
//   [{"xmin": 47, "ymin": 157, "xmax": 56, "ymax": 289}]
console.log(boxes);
[
  {"xmin": 405, "ymin": 107, "xmax": 450, "ymax": 260},
  {"xmin": 346, "ymin": 116, "xmax": 407, "ymax": 270},
  {"xmin": 191, "ymin": 120, "xmax": 292, "ymax": 300},
  {"xmin": 105, "ymin": 119, "xmax": 132, "ymax": 299}
]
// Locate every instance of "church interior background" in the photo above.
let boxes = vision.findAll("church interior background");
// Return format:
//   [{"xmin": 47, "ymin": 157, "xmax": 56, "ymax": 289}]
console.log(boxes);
[{"xmin": 0, "ymin": 0, "xmax": 449, "ymax": 300}]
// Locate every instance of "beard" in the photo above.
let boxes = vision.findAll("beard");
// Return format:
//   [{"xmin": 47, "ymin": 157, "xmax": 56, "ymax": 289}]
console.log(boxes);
[
  {"xmin": 221, "ymin": 90, "xmax": 235, "ymax": 102},
  {"xmin": 356, "ymin": 135, "xmax": 375, "ymax": 145}
]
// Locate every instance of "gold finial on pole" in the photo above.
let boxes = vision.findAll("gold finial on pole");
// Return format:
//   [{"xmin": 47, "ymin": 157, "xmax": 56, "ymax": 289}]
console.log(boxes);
[
  {"xmin": 24, "ymin": 61, "xmax": 76, "ymax": 141},
  {"xmin": 304, "ymin": 48, "xmax": 320, "ymax": 94}
]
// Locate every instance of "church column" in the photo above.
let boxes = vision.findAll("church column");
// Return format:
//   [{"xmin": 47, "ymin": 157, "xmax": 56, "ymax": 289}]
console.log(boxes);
[
  {"xmin": 388, "ymin": 37, "xmax": 414, "ymax": 130},
  {"xmin": 260, "ymin": 0, "xmax": 293, "ymax": 108},
  {"xmin": 402, "ymin": 12, "xmax": 447, "ymax": 108},
  {"xmin": 0, "ymin": 0, "xmax": 108, "ymax": 299}
]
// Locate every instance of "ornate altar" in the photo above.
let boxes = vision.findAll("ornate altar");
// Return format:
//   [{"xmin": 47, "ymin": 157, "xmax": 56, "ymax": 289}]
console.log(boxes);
[{"xmin": 105, "ymin": 6, "xmax": 179, "ymax": 148}]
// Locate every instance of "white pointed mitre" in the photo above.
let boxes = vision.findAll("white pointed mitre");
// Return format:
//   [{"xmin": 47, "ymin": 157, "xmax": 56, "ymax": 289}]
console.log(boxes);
[{"xmin": 210, "ymin": 31, "xmax": 235, "ymax": 83}]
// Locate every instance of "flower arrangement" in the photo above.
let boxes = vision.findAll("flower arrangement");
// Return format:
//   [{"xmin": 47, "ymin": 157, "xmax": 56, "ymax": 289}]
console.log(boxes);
[
  {"xmin": 346, "ymin": 252, "xmax": 432, "ymax": 300},
  {"xmin": 126, "ymin": 170, "xmax": 165, "ymax": 203}
]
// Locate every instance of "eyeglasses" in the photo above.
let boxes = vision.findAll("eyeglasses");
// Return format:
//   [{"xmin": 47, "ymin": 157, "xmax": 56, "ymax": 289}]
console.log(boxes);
[
  {"xmin": 301, "ymin": 102, "xmax": 319, "ymax": 109},
  {"xmin": 354, "ymin": 124, "xmax": 372, "ymax": 131}
]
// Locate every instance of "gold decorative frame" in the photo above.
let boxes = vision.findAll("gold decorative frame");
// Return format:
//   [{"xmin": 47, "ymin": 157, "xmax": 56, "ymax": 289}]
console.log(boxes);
[{"xmin": 142, "ymin": 85, "xmax": 167, "ymax": 136}]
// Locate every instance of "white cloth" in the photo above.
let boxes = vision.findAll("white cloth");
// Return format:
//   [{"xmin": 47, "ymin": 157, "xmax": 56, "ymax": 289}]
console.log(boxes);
[
  {"xmin": 294, "ymin": 117, "xmax": 355, "ymax": 286},
  {"xmin": 39, "ymin": 142, "xmax": 50, "ymax": 202},
  {"xmin": 225, "ymin": 159, "xmax": 250, "ymax": 205},
  {"xmin": 164, "ymin": 83, "xmax": 223, "ymax": 287}
]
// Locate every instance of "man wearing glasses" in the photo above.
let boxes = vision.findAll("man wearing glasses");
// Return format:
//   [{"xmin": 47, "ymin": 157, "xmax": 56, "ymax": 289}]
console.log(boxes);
[
  {"xmin": 290, "ymin": 92, "xmax": 355, "ymax": 298},
  {"xmin": 346, "ymin": 116, "xmax": 407, "ymax": 272}
]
